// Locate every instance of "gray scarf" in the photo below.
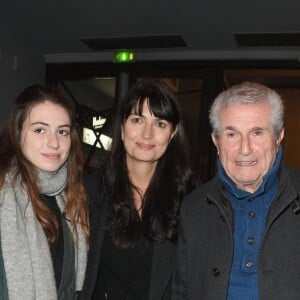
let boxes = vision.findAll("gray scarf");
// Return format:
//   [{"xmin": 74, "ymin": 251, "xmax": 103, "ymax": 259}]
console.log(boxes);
[
  {"xmin": 37, "ymin": 164, "xmax": 67, "ymax": 196},
  {"xmin": 0, "ymin": 164, "xmax": 87, "ymax": 299}
]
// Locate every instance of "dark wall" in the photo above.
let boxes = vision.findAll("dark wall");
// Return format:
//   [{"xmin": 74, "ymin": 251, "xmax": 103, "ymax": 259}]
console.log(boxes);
[{"xmin": 0, "ymin": 27, "xmax": 46, "ymax": 126}]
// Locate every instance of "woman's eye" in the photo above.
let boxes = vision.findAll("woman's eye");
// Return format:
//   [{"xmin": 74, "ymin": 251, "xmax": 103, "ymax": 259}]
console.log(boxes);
[
  {"xmin": 34, "ymin": 128, "xmax": 45, "ymax": 134},
  {"xmin": 59, "ymin": 129, "xmax": 70, "ymax": 136},
  {"xmin": 156, "ymin": 121, "xmax": 167, "ymax": 128},
  {"xmin": 131, "ymin": 117, "xmax": 142, "ymax": 123}
]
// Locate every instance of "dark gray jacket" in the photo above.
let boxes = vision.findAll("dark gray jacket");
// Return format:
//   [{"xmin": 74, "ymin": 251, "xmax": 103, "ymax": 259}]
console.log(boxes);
[{"xmin": 174, "ymin": 164, "xmax": 300, "ymax": 300}]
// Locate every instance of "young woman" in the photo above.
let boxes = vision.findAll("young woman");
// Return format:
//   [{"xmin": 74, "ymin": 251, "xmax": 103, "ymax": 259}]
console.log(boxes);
[
  {"xmin": 81, "ymin": 80, "xmax": 196, "ymax": 300},
  {"xmin": 0, "ymin": 85, "xmax": 89, "ymax": 299}
]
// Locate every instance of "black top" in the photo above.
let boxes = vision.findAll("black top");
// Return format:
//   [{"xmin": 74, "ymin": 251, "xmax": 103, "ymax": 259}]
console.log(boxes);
[
  {"xmin": 94, "ymin": 232, "xmax": 153, "ymax": 300},
  {"xmin": 40, "ymin": 194, "xmax": 64, "ymax": 291}
]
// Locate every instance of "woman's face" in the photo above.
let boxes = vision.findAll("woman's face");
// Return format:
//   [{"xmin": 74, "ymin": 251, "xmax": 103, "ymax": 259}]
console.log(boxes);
[
  {"xmin": 121, "ymin": 100, "xmax": 177, "ymax": 167},
  {"xmin": 20, "ymin": 100, "xmax": 71, "ymax": 172}
]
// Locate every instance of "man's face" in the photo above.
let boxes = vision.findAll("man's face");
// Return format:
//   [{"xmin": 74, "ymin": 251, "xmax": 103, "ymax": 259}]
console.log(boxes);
[{"xmin": 212, "ymin": 101, "xmax": 284, "ymax": 193}]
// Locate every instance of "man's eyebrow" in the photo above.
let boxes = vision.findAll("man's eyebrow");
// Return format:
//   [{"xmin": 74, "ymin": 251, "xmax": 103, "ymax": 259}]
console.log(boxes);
[
  {"xmin": 223, "ymin": 126, "xmax": 265, "ymax": 131},
  {"xmin": 251, "ymin": 126, "xmax": 265, "ymax": 131},
  {"xmin": 223, "ymin": 126, "xmax": 237, "ymax": 131}
]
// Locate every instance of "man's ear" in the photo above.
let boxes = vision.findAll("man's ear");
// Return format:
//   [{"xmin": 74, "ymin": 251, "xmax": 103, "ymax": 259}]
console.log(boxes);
[
  {"xmin": 276, "ymin": 128, "xmax": 284, "ymax": 145},
  {"xmin": 211, "ymin": 133, "xmax": 220, "ymax": 154},
  {"xmin": 211, "ymin": 132, "xmax": 218, "ymax": 147}
]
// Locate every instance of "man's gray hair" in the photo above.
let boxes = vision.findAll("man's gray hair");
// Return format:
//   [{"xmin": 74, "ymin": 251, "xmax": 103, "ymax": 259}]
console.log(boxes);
[{"xmin": 209, "ymin": 81, "xmax": 284, "ymax": 138}]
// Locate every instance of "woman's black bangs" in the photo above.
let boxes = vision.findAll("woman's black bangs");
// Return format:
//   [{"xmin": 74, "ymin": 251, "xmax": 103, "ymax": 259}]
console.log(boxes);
[{"xmin": 132, "ymin": 96, "xmax": 178, "ymax": 124}]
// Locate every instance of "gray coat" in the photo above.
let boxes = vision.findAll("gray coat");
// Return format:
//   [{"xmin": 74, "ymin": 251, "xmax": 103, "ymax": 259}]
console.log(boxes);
[
  {"xmin": 0, "ymin": 210, "xmax": 77, "ymax": 300},
  {"xmin": 174, "ymin": 164, "xmax": 300, "ymax": 300}
]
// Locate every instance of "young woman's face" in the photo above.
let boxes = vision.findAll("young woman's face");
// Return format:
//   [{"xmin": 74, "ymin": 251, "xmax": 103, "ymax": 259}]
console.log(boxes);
[
  {"xmin": 121, "ymin": 100, "xmax": 177, "ymax": 167},
  {"xmin": 20, "ymin": 100, "xmax": 71, "ymax": 172}
]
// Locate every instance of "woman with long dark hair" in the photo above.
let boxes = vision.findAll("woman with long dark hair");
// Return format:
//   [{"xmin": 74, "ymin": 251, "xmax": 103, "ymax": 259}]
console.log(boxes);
[
  {"xmin": 0, "ymin": 84, "xmax": 89, "ymax": 299},
  {"xmin": 81, "ymin": 79, "xmax": 196, "ymax": 300}
]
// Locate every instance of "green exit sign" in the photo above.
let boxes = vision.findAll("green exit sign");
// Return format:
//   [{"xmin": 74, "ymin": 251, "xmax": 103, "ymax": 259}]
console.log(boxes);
[{"xmin": 113, "ymin": 50, "xmax": 135, "ymax": 63}]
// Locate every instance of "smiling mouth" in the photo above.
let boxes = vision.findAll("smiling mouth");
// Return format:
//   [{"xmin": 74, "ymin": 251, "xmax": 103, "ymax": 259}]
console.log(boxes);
[
  {"xmin": 43, "ymin": 153, "xmax": 60, "ymax": 160},
  {"xmin": 235, "ymin": 161, "xmax": 257, "ymax": 166},
  {"xmin": 137, "ymin": 143, "xmax": 155, "ymax": 150}
]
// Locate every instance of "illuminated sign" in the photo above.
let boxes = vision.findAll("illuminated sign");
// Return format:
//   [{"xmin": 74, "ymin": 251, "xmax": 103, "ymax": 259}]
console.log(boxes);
[{"xmin": 113, "ymin": 50, "xmax": 135, "ymax": 63}]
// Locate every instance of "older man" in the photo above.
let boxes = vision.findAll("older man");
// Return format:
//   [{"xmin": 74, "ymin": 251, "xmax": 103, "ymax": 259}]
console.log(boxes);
[{"xmin": 174, "ymin": 82, "xmax": 300, "ymax": 299}]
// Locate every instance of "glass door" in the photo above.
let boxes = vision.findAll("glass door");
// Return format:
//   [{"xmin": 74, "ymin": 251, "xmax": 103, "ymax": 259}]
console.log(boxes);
[{"xmin": 46, "ymin": 61, "xmax": 219, "ymax": 181}]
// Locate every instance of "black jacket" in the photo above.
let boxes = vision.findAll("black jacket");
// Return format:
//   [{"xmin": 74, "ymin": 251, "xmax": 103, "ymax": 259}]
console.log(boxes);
[
  {"xmin": 80, "ymin": 171, "xmax": 176, "ymax": 300},
  {"xmin": 174, "ymin": 164, "xmax": 300, "ymax": 300}
]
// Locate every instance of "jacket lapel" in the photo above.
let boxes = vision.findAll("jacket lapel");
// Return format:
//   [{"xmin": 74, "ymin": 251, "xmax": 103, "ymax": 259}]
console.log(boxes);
[
  {"xmin": 149, "ymin": 240, "xmax": 176, "ymax": 300},
  {"xmin": 80, "ymin": 192, "xmax": 109, "ymax": 299}
]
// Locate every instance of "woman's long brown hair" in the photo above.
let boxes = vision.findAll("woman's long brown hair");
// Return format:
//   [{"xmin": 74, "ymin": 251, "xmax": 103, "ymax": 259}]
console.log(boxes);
[{"xmin": 0, "ymin": 84, "xmax": 89, "ymax": 243}]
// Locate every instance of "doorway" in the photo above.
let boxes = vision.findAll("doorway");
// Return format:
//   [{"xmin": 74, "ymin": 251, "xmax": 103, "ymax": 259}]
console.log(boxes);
[{"xmin": 46, "ymin": 61, "xmax": 300, "ymax": 181}]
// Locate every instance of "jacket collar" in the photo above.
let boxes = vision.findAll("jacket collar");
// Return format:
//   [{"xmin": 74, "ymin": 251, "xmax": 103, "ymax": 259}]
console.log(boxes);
[
  {"xmin": 266, "ymin": 164, "xmax": 299, "ymax": 227},
  {"xmin": 206, "ymin": 163, "xmax": 299, "ymax": 229}
]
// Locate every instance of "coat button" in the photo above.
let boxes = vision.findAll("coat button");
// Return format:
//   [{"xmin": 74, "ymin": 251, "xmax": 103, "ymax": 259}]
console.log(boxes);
[
  {"xmin": 247, "ymin": 237, "xmax": 255, "ymax": 244},
  {"xmin": 212, "ymin": 267, "xmax": 220, "ymax": 276},
  {"xmin": 219, "ymin": 215, "xmax": 226, "ymax": 222},
  {"xmin": 246, "ymin": 261, "xmax": 254, "ymax": 268},
  {"xmin": 206, "ymin": 199, "xmax": 212, "ymax": 205},
  {"xmin": 248, "ymin": 211, "xmax": 256, "ymax": 218}
]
